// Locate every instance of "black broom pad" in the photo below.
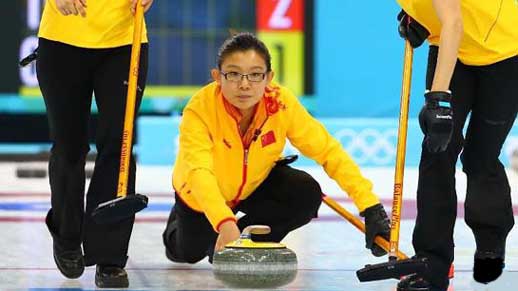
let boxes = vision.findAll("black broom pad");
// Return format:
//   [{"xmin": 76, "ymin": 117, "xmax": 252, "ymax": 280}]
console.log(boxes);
[
  {"xmin": 91, "ymin": 194, "xmax": 148, "ymax": 224},
  {"xmin": 356, "ymin": 257, "xmax": 428, "ymax": 282}
]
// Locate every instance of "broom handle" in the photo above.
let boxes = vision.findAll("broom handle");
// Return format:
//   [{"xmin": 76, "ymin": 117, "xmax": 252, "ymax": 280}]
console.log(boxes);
[
  {"xmin": 322, "ymin": 195, "xmax": 408, "ymax": 260},
  {"xmin": 389, "ymin": 41, "xmax": 413, "ymax": 260},
  {"xmin": 117, "ymin": 0, "xmax": 144, "ymax": 198}
]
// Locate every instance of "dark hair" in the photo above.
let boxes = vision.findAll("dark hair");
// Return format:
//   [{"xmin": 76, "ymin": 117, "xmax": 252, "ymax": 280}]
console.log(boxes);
[{"xmin": 217, "ymin": 32, "xmax": 272, "ymax": 72}]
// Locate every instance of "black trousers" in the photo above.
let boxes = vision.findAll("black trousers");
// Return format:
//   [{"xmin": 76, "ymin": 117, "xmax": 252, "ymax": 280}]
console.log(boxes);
[
  {"xmin": 414, "ymin": 46, "xmax": 518, "ymax": 289},
  {"xmin": 162, "ymin": 164, "xmax": 323, "ymax": 263},
  {"xmin": 36, "ymin": 38, "xmax": 148, "ymax": 267}
]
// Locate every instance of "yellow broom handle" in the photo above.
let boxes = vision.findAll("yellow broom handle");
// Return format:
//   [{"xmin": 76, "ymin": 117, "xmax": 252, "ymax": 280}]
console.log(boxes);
[
  {"xmin": 322, "ymin": 195, "xmax": 408, "ymax": 260},
  {"xmin": 117, "ymin": 0, "xmax": 144, "ymax": 198},
  {"xmin": 389, "ymin": 41, "xmax": 413, "ymax": 259}
]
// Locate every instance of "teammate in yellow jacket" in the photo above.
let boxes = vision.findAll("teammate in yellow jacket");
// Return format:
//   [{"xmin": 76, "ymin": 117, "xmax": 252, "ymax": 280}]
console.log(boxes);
[
  {"xmin": 396, "ymin": 1, "xmax": 518, "ymax": 290},
  {"xmin": 162, "ymin": 32, "xmax": 391, "ymax": 263},
  {"xmin": 36, "ymin": 0, "xmax": 153, "ymax": 288}
]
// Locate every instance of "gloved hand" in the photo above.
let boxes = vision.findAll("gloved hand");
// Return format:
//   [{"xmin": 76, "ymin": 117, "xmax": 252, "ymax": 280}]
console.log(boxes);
[
  {"xmin": 361, "ymin": 203, "xmax": 390, "ymax": 257},
  {"xmin": 397, "ymin": 9, "xmax": 430, "ymax": 48},
  {"xmin": 419, "ymin": 91, "xmax": 453, "ymax": 153}
]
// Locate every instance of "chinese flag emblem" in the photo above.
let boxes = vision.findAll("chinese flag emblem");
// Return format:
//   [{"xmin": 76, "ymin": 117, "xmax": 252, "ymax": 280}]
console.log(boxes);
[{"xmin": 261, "ymin": 130, "xmax": 276, "ymax": 147}]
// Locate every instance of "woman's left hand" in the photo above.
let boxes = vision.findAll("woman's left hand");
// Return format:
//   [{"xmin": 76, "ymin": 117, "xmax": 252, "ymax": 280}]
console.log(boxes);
[
  {"xmin": 214, "ymin": 221, "xmax": 241, "ymax": 252},
  {"xmin": 130, "ymin": 0, "xmax": 153, "ymax": 14}
]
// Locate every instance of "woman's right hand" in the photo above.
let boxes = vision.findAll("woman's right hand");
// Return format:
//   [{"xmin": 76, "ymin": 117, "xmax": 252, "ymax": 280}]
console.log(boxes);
[
  {"xmin": 55, "ymin": 0, "xmax": 87, "ymax": 17},
  {"xmin": 214, "ymin": 220, "xmax": 240, "ymax": 252}
]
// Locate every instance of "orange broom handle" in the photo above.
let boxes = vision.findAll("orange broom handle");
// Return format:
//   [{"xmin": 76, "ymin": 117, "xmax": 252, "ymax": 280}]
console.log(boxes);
[
  {"xmin": 389, "ymin": 40, "xmax": 413, "ymax": 260},
  {"xmin": 117, "ymin": 0, "xmax": 145, "ymax": 198},
  {"xmin": 322, "ymin": 195, "xmax": 408, "ymax": 260}
]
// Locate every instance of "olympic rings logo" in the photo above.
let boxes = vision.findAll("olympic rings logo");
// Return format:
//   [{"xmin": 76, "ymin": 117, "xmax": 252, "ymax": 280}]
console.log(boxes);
[{"xmin": 334, "ymin": 128, "xmax": 397, "ymax": 165}]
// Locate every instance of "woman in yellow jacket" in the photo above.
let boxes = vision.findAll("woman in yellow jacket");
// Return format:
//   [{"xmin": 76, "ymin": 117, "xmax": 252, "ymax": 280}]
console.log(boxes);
[
  {"xmin": 36, "ymin": 0, "xmax": 153, "ymax": 288},
  {"xmin": 396, "ymin": 1, "xmax": 518, "ymax": 290},
  {"xmin": 162, "ymin": 32, "xmax": 391, "ymax": 264}
]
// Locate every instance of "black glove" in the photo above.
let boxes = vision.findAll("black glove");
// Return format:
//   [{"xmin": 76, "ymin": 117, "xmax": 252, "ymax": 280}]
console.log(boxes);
[
  {"xmin": 361, "ymin": 203, "xmax": 390, "ymax": 257},
  {"xmin": 419, "ymin": 91, "xmax": 453, "ymax": 153},
  {"xmin": 397, "ymin": 10, "xmax": 430, "ymax": 48}
]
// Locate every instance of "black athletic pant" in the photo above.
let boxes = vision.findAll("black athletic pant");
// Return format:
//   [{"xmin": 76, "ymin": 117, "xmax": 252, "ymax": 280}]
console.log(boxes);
[
  {"xmin": 162, "ymin": 164, "xmax": 323, "ymax": 263},
  {"xmin": 36, "ymin": 38, "xmax": 148, "ymax": 267},
  {"xmin": 414, "ymin": 46, "xmax": 518, "ymax": 289}
]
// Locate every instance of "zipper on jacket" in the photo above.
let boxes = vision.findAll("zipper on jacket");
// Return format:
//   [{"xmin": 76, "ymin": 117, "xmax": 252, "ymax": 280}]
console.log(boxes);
[
  {"xmin": 232, "ymin": 148, "xmax": 249, "ymax": 206},
  {"xmin": 231, "ymin": 114, "xmax": 269, "ymax": 206}
]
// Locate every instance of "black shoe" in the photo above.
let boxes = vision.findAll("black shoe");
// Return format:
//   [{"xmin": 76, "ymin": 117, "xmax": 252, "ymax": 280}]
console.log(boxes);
[
  {"xmin": 95, "ymin": 265, "xmax": 129, "ymax": 288},
  {"xmin": 397, "ymin": 274, "xmax": 445, "ymax": 291},
  {"xmin": 473, "ymin": 250, "xmax": 505, "ymax": 284},
  {"xmin": 163, "ymin": 207, "xmax": 185, "ymax": 263},
  {"xmin": 53, "ymin": 246, "xmax": 84, "ymax": 279},
  {"xmin": 47, "ymin": 210, "xmax": 84, "ymax": 279}
]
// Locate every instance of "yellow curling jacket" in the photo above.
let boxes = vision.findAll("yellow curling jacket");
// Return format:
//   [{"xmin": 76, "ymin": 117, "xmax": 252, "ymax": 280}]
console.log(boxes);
[
  {"xmin": 39, "ymin": 0, "xmax": 148, "ymax": 48},
  {"xmin": 397, "ymin": 0, "xmax": 518, "ymax": 65},
  {"xmin": 173, "ymin": 82, "xmax": 380, "ymax": 231}
]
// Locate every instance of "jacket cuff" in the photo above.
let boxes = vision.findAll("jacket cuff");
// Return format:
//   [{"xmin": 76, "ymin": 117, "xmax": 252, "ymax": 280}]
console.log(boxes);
[{"xmin": 354, "ymin": 194, "xmax": 381, "ymax": 213}]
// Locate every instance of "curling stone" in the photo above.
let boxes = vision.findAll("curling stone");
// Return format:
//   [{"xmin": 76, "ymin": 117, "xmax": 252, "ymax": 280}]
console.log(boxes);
[{"xmin": 212, "ymin": 225, "xmax": 297, "ymax": 288}]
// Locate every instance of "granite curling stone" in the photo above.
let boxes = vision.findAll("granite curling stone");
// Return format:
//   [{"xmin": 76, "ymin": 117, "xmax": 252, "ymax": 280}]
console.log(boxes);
[{"xmin": 213, "ymin": 225, "xmax": 297, "ymax": 288}]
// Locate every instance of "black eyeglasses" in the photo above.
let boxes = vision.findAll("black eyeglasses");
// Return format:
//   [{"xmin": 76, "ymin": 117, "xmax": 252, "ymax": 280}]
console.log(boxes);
[{"xmin": 220, "ymin": 71, "xmax": 267, "ymax": 82}]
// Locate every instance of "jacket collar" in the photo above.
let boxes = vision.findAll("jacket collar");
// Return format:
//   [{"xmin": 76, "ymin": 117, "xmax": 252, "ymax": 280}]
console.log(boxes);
[{"xmin": 220, "ymin": 84, "xmax": 283, "ymax": 147}]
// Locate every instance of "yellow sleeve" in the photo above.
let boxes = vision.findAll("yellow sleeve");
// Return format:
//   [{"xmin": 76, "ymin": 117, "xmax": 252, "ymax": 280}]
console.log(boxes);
[
  {"xmin": 179, "ymin": 108, "xmax": 236, "ymax": 231},
  {"xmin": 285, "ymin": 92, "xmax": 380, "ymax": 212}
]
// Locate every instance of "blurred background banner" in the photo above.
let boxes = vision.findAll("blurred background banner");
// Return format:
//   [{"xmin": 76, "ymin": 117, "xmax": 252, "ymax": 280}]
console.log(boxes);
[
  {"xmin": 10, "ymin": 0, "xmax": 314, "ymax": 115},
  {"xmin": 257, "ymin": 0, "xmax": 311, "ymax": 96},
  {"xmin": 1, "ymin": 0, "xmax": 425, "ymax": 117},
  {"xmin": 136, "ymin": 116, "xmax": 518, "ymax": 168},
  {"xmin": 0, "ymin": 1, "xmax": 22, "ymax": 93},
  {"xmin": 1, "ymin": 0, "xmax": 518, "ymax": 167}
]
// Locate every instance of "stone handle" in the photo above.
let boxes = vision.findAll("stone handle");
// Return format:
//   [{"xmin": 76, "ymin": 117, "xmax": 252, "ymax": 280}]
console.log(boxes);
[{"xmin": 240, "ymin": 225, "xmax": 271, "ymax": 239}]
